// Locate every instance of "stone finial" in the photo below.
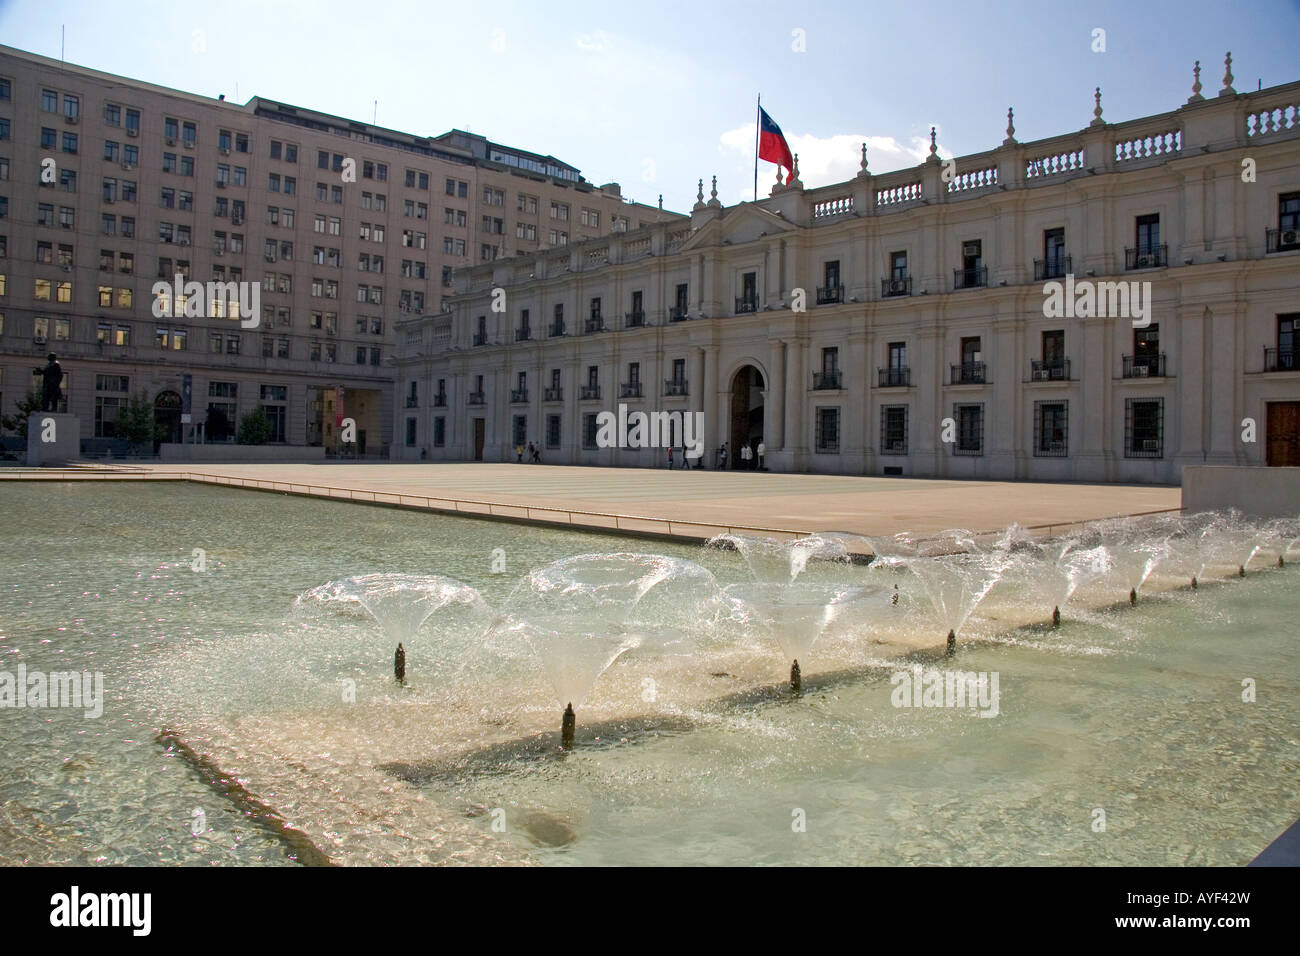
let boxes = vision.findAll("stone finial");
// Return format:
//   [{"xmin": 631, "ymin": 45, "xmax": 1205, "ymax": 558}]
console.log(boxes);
[
  {"xmin": 1188, "ymin": 59, "xmax": 1204, "ymax": 103},
  {"xmin": 787, "ymin": 153, "xmax": 803, "ymax": 189},
  {"xmin": 928, "ymin": 126, "xmax": 938, "ymax": 160},
  {"xmin": 693, "ymin": 177, "xmax": 705, "ymax": 211},
  {"xmin": 706, "ymin": 174, "xmax": 721, "ymax": 207},
  {"xmin": 860, "ymin": 142, "xmax": 868, "ymax": 171},
  {"xmin": 1090, "ymin": 87, "xmax": 1105, "ymax": 127},
  {"xmin": 770, "ymin": 163, "xmax": 784, "ymax": 196},
  {"xmin": 1003, "ymin": 107, "xmax": 1017, "ymax": 146},
  {"xmin": 658, "ymin": 193, "xmax": 663, "ymax": 210},
  {"xmin": 1220, "ymin": 51, "xmax": 1235, "ymax": 96}
]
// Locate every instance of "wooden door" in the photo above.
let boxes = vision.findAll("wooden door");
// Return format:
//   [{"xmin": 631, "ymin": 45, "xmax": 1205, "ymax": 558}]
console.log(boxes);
[{"xmin": 1266, "ymin": 402, "xmax": 1300, "ymax": 466}]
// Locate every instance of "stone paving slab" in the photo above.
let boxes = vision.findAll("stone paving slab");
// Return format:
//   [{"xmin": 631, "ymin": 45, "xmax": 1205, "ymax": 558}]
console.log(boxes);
[{"xmin": 119, "ymin": 462, "xmax": 1181, "ymax": 540}]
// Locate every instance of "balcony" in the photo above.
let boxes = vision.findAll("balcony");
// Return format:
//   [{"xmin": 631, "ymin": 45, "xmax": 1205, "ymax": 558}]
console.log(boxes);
[
  {"xmin": 953, "ymin": 266, "xmax": 988, "ymax": 290},
  {"xmin": 433, "ymin": 394, "xmax": 447, "ymax": 407},
  {"xmin": 950, "ymin": 362, "xmax": 987, "ymax": 385},
  {"xmin": 878, "ymin": 367, "xmax": 910, "ymax": 388},
  {"xmin": 1266, "ymin": 227, "xmax": 1300, "ymax": 253},
  {"xmin": 511, "ymin": 388, "xmax": 528, "ymax": 403},
  {"xmin": 881, "ymin": 276, "xmax": 912, "ymax": 298},
  {"xmin": 1125, "ymin": 245, "xmax": 1168, "ymax": 270},
  {"xmin": 585, "ymin": 316, "xmax": 606, "ymax": 334},
  {"xmin": 620, "ymin": 382, "xmax": 643, "ymax": 399},
  {"xmin": 472, "ymin": 331, "xmax": 487, "ymax": 347},
  {"xmin": 467, "ymin": 391, "xmax": 485, "ymax": 405},
  {"xmin": 549, "ymin": 320, "xmax": 566, "ymax": 337},
  {"xmin": 1122, "ymin": 353, "xmax": 1167, "ymax": 378},
  {"xmin": 812, "ymin": 370, "xmax": 842, "ymax": 390},
  {"xmin": 1264, "ymin": 348, "xmax": 1297, "ymax": 372},
  {"xmin": 816, "ymin": 285, "xmax": 843, "ymax": 305},
  {"xmin": 544, "ymin": 387, "xmax": 563, "ymax": 402},
  {"xmin": 405, "ymin": 396, "xmax": 419, "ymax": 408},
  {"xmin": 515, "ymin": 327, "xmax": 531, "ymax": 342},
  {"xmin": 1034, "ymin": 255, "xmax": 1072, "ymax": 281},
  {"xmin": 1030, "ymin": 359, "xmax": 1071, "ymax": 381},
  {"xmin": 625, "ymin": 310, "xmax": 645, "ymax": 328},
  {"xmin": 735, "ymin": 297, "xmax": 758, "ymax": 314},
  {"xmin": 668, "ymin": 306, "xmax": 689, "ymax": 323},
  {"xmin": 580, "ymin": 385, "xmax": 601, "ymax": 400},
  {"xmin": 664, "ymin": 379, "xmax": 689, "ymax": 397}
]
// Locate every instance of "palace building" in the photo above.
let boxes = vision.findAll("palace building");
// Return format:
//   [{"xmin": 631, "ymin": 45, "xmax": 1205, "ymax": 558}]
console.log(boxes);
[
  {"xmin": 395, "ymin": 64, "xmax": 1300, "ymax": 481},
  {"xmin": 0, "ymin": 44, "xmax": 681, "ymax": 454}
]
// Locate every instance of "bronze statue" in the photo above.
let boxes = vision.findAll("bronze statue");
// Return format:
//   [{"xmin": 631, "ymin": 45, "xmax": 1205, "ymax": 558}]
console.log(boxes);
[{"xmin": 39, "ymin": 353, "xmax": 63, "ymax": 413}]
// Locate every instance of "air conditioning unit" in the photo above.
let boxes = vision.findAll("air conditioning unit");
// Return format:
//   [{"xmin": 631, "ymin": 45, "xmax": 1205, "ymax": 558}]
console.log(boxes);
[
  {"xmin": 166, "ymin": 137, "xmax": 176, "ymax": 146},
  {"xmin": 179, "ymin": 238, "xmax": 190, "ymax": 246},
  {"xmin": 1142, "ymin": 439, "xmax": 1160, "ymax": 451},
  {"xmin": 215, "ymin": 249, "xmax": 224, "ymax": 256},
  {"xmin": 220, "ymin": 148, "xmax": 230, "ymax": 156},
  {"xmin": 1132, "ymin": 365, "xmax": 1149, "ymax": 377},
  {"xmin": 963, "ymin": 242, "xmax": 980, "ymax": 258},
  {"xmin": 34, "ymin": 335, "xmax": 47, "ymax": 344},
  {"xmin": 64, "ymin": 114, "xmax": 78, "ymax": 125},
  {"xmin": 1284, "ymin": 230, "xmax": 1298, "ymax": 245},
  {"xmin": 1136, "ymin": 254, "xmax": 1153, "ymax": 269},
  {"xmin": 121, "ymin": 161, "xmax": 135, "ymax": 171},
  {"xmin": 231, "ymin": 216, "xmax": 243, "ymax": 225},
  {"xmin": 105, "ymin": 196, "xmax": 114, "ymax": 204},
  {"xmin": 1032, "ymin": 368, "xmax": 1049, "ymax": 381},
  {"xmin": 126, "ymin": 128, "xmax": 138, "ymax": 137},
  {"xmin": 216, "ymin": 180, "xmax": 227, "ymax": 189},
  {"xmin": 61, "ymin": 222, "xmax": 72, "ymax": 229},
  {"xmin": 889, "ymin": 279, "xmax": 907, "ymax": 294},
  {"xmin": 264, "ymin": 254, "xmax": 275, "ymax": 262},
  {"xmin": 183, "ymin": 141, "xmax": 194, "ymax": 149}
]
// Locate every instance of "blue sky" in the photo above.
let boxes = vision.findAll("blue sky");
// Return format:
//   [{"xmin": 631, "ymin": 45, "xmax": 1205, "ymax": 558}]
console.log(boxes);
[{"xmin": 1, "ymin": 0, "xmax": 1295, "ymax": 211}]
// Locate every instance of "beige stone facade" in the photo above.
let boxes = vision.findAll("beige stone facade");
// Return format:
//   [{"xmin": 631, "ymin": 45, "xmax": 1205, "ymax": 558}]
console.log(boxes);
[
  {"xmin": 397, "ymin": 73, "xmax": 1300, "ymax": 482},
  {"xmin": 0, "ymin": 44, "xmax": 681, "ymax": 453}
]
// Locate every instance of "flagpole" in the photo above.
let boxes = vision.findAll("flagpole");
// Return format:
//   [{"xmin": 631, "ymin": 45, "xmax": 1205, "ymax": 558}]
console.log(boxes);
[{"xmin": 753, "ymin": 94, "xmax": 760, "ymax": 202}]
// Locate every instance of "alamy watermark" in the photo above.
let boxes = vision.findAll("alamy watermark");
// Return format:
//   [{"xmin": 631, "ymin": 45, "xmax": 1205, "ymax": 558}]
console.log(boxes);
[
  {"xmin": 151, "ymin": 273, "xmax": 260, "ymax": 328},
  {"xmin": 1042, "ymin": 274, "xmax": 1151, "ymax": 328},
  {"xmin": 594, "ymin": 404, "xmax": 704, "ymax": 458},
  {"xmin": 890, "ymin": 666, "xmax": 1000, "ymax": 718},
  {"xmin": 0, "ymin": 664, "xmax": 104, "ymax": 718}
]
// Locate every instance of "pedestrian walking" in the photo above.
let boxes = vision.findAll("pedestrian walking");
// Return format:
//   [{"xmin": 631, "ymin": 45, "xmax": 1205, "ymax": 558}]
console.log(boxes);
[{"xmin": 667, "ymin": 445, "xmax": 674, "ymax": 468}]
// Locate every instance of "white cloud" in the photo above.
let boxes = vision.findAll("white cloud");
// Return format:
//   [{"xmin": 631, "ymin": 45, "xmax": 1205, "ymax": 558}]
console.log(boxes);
[{"xmin": 718, "ymin": 123, "xmax": 954, "ymax": 202}]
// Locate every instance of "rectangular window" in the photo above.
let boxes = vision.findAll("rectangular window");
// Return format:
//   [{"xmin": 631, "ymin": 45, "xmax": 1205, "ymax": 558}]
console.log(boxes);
[
  {"xmin": 881, "ymin": 405, "xmax": 908, "ymax": 455},
  {"xmin": 953, "ymin": 404, "xmax": 984, "ymax": 456},
  {"xmin": 1034, "ymin": 401, "xmax": 1069, "ymax": 457},
  {"xmin": 433, "ymin": 417, "xmax": 446, "ymax": 447},
  {"xmin": 815, "ymin": 407, "xmax": 840, "ymax": 453},
  {"xmin": 1125, "ymin": 398, "xmax": 1164, "ymax": 458},
  {"xmin": 582, "ymin": 413, "xmax": 599, "ymax": 449},
  {"xmin": 546, "ymin": 414, "xmax": 561, "ymax": 449}
]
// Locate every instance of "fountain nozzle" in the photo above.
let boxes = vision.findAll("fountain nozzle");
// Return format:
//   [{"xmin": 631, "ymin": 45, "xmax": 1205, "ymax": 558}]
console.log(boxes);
[
  {"xmin": 1279, "ymin": 555, "xmax": 1285, "ymax": 568},
  {"xmin": 891, "ymin": 584, "xmax": 899, "ymax": 606},
  {"xmin": 1129, "ymin": 588, "xmax": 1137, "ymax": 606},
  {"xmin": 1052, "ymin": 606, "xmax": 1060, "ymax": 628},
  {"xmin": 394, "ymin": 642, "xmax": 406, "ymax": 684},
  {"xmin": 790, "ymin": 659, "xmax": 802, "ymax": 693},
  {"xmin": 1191, "ymin": 576, "xmax": 1198, "ymax": 590},
  {"xmin": 945, "ymin": 630, "xmax": 956, "ymax": 655},
  {"xmin": 1239, "ymin": 565, "xmax": 1246, "ymax": 577},
  {"xmin": 561, "ymin": 703, "xmax": 575, "ymax": 749}
]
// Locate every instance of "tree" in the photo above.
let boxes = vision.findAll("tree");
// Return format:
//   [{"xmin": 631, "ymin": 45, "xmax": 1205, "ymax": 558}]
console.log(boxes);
[
  {"xmin": 1, "ymin": 391, "xmax": 43, "ymax": 439},
  {"xmin": 237, "ymin": 408, "xmax": 271, "ymax": 445},
  {"xmin": 115, "ymin": 392, "xmax": 158, "ymax": 453}
]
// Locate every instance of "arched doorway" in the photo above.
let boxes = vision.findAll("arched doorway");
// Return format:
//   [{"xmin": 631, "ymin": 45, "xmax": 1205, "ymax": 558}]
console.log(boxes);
[
  {"xmin": 728, "ymin": 365, "xmax": 764, "ymax": 469},
  {"xmin": 154, "ymin": 390, "xmax": 182, "ymax": 452}
]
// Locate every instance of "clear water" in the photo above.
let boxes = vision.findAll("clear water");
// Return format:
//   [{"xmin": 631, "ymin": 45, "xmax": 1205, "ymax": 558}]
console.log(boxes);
[{"xmin": 0, "ymin": 482, "xmax": 1295, "ymax": 865}]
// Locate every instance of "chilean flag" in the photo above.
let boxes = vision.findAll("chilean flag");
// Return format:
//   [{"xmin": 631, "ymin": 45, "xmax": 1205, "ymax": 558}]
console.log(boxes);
[{"xmin": 758, "ymin": 107, "xmax": 794, "ymax": 182}]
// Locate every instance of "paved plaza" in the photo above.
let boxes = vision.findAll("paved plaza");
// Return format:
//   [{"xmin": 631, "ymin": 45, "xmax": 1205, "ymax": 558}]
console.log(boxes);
[{"xmin": 121, "ymin": 462, "xmax": 1183, "ymax": 540}]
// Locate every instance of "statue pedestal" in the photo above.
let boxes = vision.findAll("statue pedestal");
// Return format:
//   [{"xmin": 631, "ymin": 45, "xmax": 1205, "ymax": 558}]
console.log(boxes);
[{"xmin": 26, "ymin": 413, "xmax": 81, "ymax": 466}]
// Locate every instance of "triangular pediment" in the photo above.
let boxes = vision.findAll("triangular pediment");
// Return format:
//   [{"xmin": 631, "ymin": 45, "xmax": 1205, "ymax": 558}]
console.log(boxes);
[{"xmin": 680, "ymin": 203, "xmax": 797, "ymax": 252}]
